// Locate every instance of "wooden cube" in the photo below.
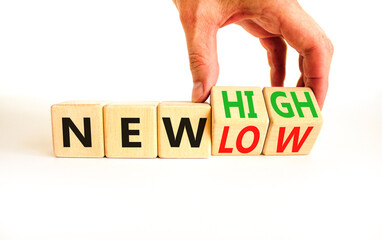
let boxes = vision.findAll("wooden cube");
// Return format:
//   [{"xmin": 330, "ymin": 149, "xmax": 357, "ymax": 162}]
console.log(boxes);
[
  {"xmin": 262, "ymin": 87, "xmax": 323, "ymax": 155},
  {"xmin": 157, "ymin": 102, "xmax": 211, "ymax": 158},
  {"xmin": 211, "ymin": 86, "xmax": 269, "ymax": 156},
  {"xmin": 103, "ymin": 102, "xmax": 158, "ymax": 158},
  {"xmin": 51, "ymin": 101, "xmax": 106, "ymax": 157}
]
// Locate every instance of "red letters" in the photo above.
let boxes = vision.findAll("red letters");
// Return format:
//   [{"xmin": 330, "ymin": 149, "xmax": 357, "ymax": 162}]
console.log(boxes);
[
  {"xmin": 277, "ymin": 127, "xmax": 314, "ymax": 153},
  {"xmin": 236, "ymin": 126, "xmax": 260, "ymax": 154},
  {"xmin": 219, "ymin": 126, "xmax": 260, "ymax": 154},
  {"xmin": 219, "ymin": 126, "xmax": 233, "ymax": 153}
]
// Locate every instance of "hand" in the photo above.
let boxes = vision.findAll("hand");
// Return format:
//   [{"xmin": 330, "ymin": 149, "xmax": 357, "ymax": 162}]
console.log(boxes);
[{"xmin": 172, "ymin": 0, "xmax": 333, "ymax": 109}]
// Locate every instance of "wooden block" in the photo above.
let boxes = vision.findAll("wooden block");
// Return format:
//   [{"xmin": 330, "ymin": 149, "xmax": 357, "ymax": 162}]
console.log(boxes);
[
  {"xmin": 157, "ymin": 102, "xmax": 211, "ymax": 158},
  {"xmin": 210, "ymin": 86, "xmax": 269, "ymax": 156},
  {"xmin": 262, "ymin": 87, "xmax": 323, "ymax": 155},
  {"xmin": 51, "ymin": 101, "xmax": 106, "ymax": 157},
  {"xmin": 103, "ymin": 102, "xmax": 158, "ymax": 158}
]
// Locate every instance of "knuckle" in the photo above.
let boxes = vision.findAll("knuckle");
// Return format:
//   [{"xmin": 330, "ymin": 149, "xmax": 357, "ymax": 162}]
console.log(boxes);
[
  {"xmin": 326, "ymin": 38, "xmax": 334, "ymax": 56},
  {"xmin": 319, "ymin": 35, "xmax": 334, "ymax": 57},
  {"xmin": 188, "ymin": 52, "xmax": 208, "ymax": 70},
  {"xmin": 306, "ymin": 35, "xmax": 334, "ymax": 59},
  {"xmin": 177, "ymin": 3, "xmax": 202, "ymax": 27},
  {"xmin": 178, "ymin": 3, "xmax": 213, "ymax": 28}
]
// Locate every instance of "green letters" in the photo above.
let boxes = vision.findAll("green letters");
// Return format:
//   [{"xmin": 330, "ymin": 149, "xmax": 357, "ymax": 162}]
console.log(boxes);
[
  {"xmin": 222, "ymin": 91, "xmax": 257, "ymax": 118},
  {"xmin": 291, "ymin": 92, "xmax": 318, "ymax": 118},
  {"xmin": 244, "ymin": 91, "xmax": 257, "ymax": 118},
  {"xmin": 271, "ymin": 91, "xmax": 318, "ymax": 118},
  {"xmin": 222, "ymin": 91, "xmax": 244, "ymax": 118},
  {"xmin": 270, "ymin": 91, "xmax": 294, "ymax": 118}
]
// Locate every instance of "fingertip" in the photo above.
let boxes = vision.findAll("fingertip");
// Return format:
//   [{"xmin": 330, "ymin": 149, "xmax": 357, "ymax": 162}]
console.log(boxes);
[
  {"xmin": 309, "ymin": 81, "xmax": 328, "ymax": 111},
  {"xmin": 192, "ymin": 81, "xmax": 212, "ymax": 103},
  {"xmin": 316, "ymin": 92, "xmax": 326, "ymax": 111},
  {"xmin": 296, "ymin": 75, "xmax": 305, "ymax": 87},
  {"xmin": 192, "ymin": 81, "xmax": 204, "ymax": 103}
]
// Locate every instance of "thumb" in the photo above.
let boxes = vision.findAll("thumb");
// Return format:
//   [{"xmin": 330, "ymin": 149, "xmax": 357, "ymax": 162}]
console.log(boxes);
[{"xmin": 181, "ymin": 19, "xmax": 219, "ymax": 103}]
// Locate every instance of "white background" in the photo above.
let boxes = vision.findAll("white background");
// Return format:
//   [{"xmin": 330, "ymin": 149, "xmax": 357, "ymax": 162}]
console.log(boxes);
[{"xmin": 1, "ymin": 0, "xmax": 382, "ymax": 239}]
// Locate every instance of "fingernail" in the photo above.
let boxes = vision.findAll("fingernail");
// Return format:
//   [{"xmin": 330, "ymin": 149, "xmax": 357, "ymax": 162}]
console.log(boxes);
[{"xmin": 192, "ymin": 82, "xmax": 204, "ymax": 103}]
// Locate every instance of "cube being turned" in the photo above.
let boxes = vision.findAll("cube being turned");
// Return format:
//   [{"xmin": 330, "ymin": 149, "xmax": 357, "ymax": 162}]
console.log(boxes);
[
  {"xmin": 51, "ymin": 101, "xmax": 106, "ymax": 157},
  {"xmin": 158, "ymin": 102, "xmax": 211, "ymax": 158},
  {"xmin": 103, "ymin": 102, "xmax": 158, "ymax": 158},
  {"xmin": 211, "ymin": 87, "xmax": 269, "ymax": 156},
  {"xmin": 262, "ymin": 87, "xmax": 323, "ymax": 155}
]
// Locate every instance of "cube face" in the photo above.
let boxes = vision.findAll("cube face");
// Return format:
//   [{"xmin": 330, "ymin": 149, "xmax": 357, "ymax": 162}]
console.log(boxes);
[
  {"xmin": 157, "ymin": 102, "xmax": 211, "ymax": 158},
  {"xmin": 211, "ymin": 87, "xmax": 269, "ymax": 155},
  {"xmin": 262, "ymin": 87, "xmax": 323, "ymax": 155},
  {"xmin": 51, "ymin": 101, "xmax": 105, "ymax": 157},
  {"xmin": 103, "ymin": 102, "xmax": 158, "ymax": 158}
]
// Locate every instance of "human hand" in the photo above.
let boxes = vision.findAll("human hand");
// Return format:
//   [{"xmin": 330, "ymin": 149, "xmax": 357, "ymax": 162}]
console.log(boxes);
[{"xmin": 172, "ymin": 0, "xmax": 333, "ymax": 109}]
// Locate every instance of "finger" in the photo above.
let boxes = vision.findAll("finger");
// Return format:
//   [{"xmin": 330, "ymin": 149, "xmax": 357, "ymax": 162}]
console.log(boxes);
[
  {"xmin": 303, "ymin": 51, "xmax": 331, "ymax": 110},
  {"xmin": 296, "ymin": 55, "xmax": 304, "ymax": 87},
  {"xmin": 296, "ymin": 75, "xmax": 304, "ymax": 87},
  {"xmin": 180, "ymin": 14, "xmax": 219, "ymax": 103},
  {"xmin": 259, "ymin": 37, "xmax": 287, "ymax": 87},
  {"xmin": 279, "ymin": 3, "xmax": 334, "ymax": 109}
]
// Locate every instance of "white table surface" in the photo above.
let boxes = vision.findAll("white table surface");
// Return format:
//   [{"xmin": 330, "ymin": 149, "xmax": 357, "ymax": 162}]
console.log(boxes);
[{"xmin": 1, "ymin": 96, "xmax": 381, "ymax": 240}]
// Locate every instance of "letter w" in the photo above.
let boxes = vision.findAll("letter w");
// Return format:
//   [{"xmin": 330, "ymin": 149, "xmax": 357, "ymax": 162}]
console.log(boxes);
[
  {"xmin": 277, "ymin": 127, "xmax": 314, "ymax": 153},
  {"xmin": 162, "ymin": 118, "xmax": 207, "ymax": 148}
]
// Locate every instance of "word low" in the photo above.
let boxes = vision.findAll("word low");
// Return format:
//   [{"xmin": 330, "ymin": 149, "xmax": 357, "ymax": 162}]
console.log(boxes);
[{"xmin": 51, "ymin": 87, "xmax": 323, "ymax": 158}]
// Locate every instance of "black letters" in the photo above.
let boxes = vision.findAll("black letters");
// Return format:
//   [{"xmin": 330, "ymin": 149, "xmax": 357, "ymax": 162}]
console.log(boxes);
[
  {"xmin": 121, "ymin": 118, "xmax": 142, "ymax": 148},
  {"xmin": 162, "ymin": 118, "xmax": 207, "ymax": 148},
  {"xmin": 62, "ymin": 118, "xmax": 92, "ymax": 147}
]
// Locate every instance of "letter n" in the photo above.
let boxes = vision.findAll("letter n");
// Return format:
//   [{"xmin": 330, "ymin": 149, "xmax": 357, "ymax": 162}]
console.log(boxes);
[{"xmin": 62, "ymin": 118, "xmax": 92, "ymax": 147}]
